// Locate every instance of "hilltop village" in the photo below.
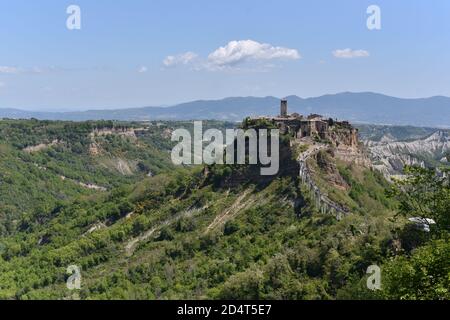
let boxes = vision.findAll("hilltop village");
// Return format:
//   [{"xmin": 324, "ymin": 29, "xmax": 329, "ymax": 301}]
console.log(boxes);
[
  {"xmin": 259, "ymin": 100, "xmax": 377, "ymax": 216},
  {"xmin": 254, "ymin": 99, "xmax": 360, "ymax": 151}
]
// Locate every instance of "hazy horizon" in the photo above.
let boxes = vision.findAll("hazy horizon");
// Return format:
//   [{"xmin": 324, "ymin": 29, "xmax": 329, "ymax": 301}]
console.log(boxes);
[{"xmin": 2, "ymin": 91, "xmax": 450, "ymax": 113}]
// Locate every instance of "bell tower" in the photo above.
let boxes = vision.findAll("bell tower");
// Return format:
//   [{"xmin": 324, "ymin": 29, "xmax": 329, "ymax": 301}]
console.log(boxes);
[{"xmin": 280, "ymin": 99, "xmax": 288, "ymax": 117}]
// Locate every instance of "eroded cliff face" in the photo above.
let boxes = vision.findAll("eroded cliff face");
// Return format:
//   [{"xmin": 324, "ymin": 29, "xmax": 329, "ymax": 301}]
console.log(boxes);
[
  {"xmin": 364, "ymin": 130, "xmax": 450, "ymax": 177},
  {"xmin": 328, "ymin": 127, "xmax": 358, "ymax": 149},
  {"xmin": 314, "ymin": 149, "xmax": 349, "ymax": 190},
  {"xmin": 327, "ymin": 127, "xmax": 371, "ymax": 167}
]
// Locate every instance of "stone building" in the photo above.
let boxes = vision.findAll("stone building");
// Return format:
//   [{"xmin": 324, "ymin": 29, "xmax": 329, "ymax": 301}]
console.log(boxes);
[{"xmin": 253, "ymin": 100, "xmax": 359, "ymax": 149}]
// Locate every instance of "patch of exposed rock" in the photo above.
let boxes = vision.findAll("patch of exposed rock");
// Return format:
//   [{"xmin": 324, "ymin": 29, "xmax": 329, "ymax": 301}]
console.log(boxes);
[{"xmin": 23, "ymin": 140, "xmax": 60, "ymax": 153}]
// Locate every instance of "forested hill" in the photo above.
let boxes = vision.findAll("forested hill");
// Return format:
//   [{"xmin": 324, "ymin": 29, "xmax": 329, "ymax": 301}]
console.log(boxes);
[
  {"xmin": 0, "ymin": 119, "xmax": 448, "ymax": 300},
  {"xmin": 0, "ymin": 119, "xmax": 179, "ymax": 235}
]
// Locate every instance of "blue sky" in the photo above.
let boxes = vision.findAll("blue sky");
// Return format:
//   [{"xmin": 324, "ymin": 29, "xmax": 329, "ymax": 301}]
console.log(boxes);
[{"xmin": 0, "ymin": 0, "xmax": 449, "ymax": 110}]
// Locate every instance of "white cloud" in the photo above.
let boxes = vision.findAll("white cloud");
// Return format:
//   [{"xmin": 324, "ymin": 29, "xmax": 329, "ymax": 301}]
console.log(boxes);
[
  {"xmin": 332, "ymin": 48, "xmax": 370, "ymax": 59},
  {"xmin": 162, "ymin": 40, "xmax": 300, "ymax": 71},
  {"xmin": 0, "ymin": 66, "xmax": 20, "ymax": 74},
  {"xmin": 163, "ymin": 52, "xmax": 198, "ymax": 67},
  {"xmin": 138, "ymin": 66, "xmax": 148, "ymax": 73},
  {"xmin": 207, "ymin": 40, "xmax": 300, "ymax": 69}
]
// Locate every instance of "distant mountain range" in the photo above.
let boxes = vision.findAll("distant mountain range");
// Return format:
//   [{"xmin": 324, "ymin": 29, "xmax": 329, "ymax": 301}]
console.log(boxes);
[{"xmin": 1, "ymin": 92, "xmax": 449, "ymax": 127}]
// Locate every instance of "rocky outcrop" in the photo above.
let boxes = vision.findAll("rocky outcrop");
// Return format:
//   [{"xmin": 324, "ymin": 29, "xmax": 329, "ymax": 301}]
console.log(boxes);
[
  {"xmin": 89, "ymin": 127, "xmax": 141, "ymax": 139},
  {"xmin": 315, "ymin": 150, "xmax": 349, "ymax": 190},
  {"xmin": 88, "ymin": 126, "xmax": 150, "ymax": 156},
  {"xmin": 23, "ymin": 140, "xmax": 60, "ymax": 153},
  {"xmin": 297, "ymin": 144, "xmax": 350, "ymax": 220}
]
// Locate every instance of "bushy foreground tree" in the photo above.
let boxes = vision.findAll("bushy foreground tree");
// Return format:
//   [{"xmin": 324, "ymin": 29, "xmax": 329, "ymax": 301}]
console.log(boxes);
[{"xmin": 382, "ymin": 166, "xmax": 450, "ymax": 300}]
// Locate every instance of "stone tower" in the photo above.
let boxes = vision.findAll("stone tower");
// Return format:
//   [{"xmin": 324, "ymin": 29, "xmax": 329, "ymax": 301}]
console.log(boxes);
[{"xmin": 280, "ymin": 99, "xmax": 288, "ymax": 117}]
